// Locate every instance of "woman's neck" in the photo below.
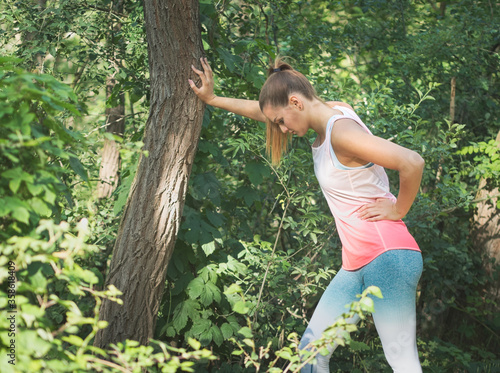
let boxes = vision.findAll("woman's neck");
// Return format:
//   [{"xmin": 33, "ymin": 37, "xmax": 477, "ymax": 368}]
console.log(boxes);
[{"xmin": 307, "ymin": 99, "xmax": 338, "ymax": 141}]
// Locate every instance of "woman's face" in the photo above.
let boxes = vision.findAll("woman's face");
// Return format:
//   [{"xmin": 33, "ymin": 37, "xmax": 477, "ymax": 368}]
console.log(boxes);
[{"xmin": 262, "ymin": 96, "xmax": 308, "ymax": 136}]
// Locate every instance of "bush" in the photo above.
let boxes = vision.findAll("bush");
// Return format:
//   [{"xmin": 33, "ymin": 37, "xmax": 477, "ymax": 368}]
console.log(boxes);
[{"xmin": 0, "ymin": 59, "xmax": 215, "ymax": 372}]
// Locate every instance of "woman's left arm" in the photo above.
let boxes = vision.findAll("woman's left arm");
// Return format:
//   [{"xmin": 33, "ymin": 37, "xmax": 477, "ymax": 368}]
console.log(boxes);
[{"xmin": 332, "ymin": 119, "xmax": 425, "ymax": 221}]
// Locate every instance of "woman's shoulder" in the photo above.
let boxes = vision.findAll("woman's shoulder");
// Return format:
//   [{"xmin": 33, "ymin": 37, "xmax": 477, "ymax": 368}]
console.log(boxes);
[{"xmin": 325, "ymin": 100, "xmax": 355, "ymax": 112}]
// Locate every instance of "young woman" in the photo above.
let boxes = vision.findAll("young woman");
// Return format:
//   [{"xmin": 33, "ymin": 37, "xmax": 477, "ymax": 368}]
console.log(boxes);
[{"xmin": 189, "ymin": 57, "xmax": 424, "ymax": 373}]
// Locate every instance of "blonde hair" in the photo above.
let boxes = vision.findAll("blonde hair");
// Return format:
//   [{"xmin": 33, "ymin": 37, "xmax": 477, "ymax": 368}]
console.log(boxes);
[{"xmin": 259, "ymin": 57, "xmax": 319, "ymax": 165}]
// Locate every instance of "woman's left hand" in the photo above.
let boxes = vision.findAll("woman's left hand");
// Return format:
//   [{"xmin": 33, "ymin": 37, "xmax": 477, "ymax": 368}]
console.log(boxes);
[{"xmin": 357, "ymin": 198, "xmax": 403, "ymax": 221}]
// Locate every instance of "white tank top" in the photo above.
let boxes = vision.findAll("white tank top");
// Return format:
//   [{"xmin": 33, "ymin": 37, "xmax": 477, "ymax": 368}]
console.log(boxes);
[{"xmin": 312, "ymin": 106, "xmax": 420, "ymax": 270}]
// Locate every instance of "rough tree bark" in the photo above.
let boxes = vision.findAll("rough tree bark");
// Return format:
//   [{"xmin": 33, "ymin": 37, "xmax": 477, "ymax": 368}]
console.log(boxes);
[
  {"xmin": 97, "ymin": 84, "xmax": 125, "ymax": 198},
  {"xmin": 473, "ymin": 130, "xmax": 500, "ymax": 301},
  {"xmin": 97, "ymin": 0, "xmax": 126, "ymax": 199},
  {"xmin": 94, "ymin": 0, "xmax": 205, "ymax": 346}
]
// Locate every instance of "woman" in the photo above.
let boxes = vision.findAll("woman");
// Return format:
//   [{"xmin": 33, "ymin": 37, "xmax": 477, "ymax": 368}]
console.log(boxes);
[{"xmin": 189, "ymin": 57, "xmax": 424, "ymax": 373}]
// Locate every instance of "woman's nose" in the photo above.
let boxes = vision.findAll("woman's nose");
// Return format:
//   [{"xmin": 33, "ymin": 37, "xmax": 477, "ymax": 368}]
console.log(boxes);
[{"xmin": 279, "ymin": 125, "xmax": 288, "ymax": 133}]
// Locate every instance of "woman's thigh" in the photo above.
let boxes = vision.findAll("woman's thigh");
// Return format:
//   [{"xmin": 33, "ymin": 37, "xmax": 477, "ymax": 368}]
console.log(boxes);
[{"xmin": 363, "ymin": 250, "xmax": 423, "ymax": 372}]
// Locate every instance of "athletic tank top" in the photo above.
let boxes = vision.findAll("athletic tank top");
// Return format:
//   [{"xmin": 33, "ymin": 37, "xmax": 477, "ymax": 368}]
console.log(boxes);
[{"xmin": 311, "ymin": 106, "xmax": 420, "ymax": 270}]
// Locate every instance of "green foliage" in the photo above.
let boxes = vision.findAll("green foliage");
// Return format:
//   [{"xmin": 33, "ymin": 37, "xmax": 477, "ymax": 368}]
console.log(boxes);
[
  {"xmin": 1, "ymin": 218, "xmax": 209, "ymax": 371},
  {"xmin": 0, "ymin": 218, "xmax": 215, "ymax": 373},
  {"xmin": 458, "ymin": 139, "xmax": 500, "ymax": 188},
  {"xmin": 0, "ymin": 57, "xmax": 84, "ymax": 234},
  {"xmin": 0, "ymin": 218, "xmax": 117, "ymax": 372},
  {"xmin": 0, "ymin": 61, "xmax": 214, "ymax": 372},
  {"xmin": 225, "ymin": 285, "xmax": 383, "ymax": 372}
]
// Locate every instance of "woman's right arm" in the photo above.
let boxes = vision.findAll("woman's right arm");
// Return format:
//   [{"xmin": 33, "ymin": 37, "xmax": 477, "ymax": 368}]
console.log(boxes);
[{"xmin": 188, "ymin": 58, "xmax": 266, "ymax": 123}]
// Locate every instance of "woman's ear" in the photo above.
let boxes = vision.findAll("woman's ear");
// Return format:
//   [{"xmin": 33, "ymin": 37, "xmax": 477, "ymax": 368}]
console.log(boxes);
[{"xmin": 289, "ymin": 95, "xmax": 303, "ymax": 110}]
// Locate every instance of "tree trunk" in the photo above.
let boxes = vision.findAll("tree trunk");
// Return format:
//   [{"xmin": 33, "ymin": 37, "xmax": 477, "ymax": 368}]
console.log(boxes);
[
  {"xmin": 449, "ymin": 76, "xmax": 456, "ymax": 123},
  {"xmin": 94, "ymin": 0, "xmax": 205, "ymax": 347},
  {"xmin": 97, "ymin": 78, "xmax": 125, "ymax": 198},
  {"xmin": 97, "ymin": 0, "xmax": 125, "ymax": 199},
  {"xmin": 473, "ymin": 130, "xmax": 500, "ymax": 301}
]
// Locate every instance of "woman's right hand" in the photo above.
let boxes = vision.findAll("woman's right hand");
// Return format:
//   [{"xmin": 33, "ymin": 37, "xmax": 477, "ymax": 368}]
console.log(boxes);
[{"xmin": 189, "ymin": 57, "xmax": 217, "ymax": 105}]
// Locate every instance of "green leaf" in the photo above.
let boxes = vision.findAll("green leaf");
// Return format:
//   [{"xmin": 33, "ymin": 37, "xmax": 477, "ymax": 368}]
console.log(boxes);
[
  {"xmin": 199, "ymin": 265, "xmax": 218, "ymax": 283},
  {"xmin": 206, "ymin": 209, "xmax": 223, "ymax": 227},
  {"xmin": 235, "ymin": 186, "xmax": 260, "ymax": 207},
  {"xmin": 201, "ymin": 240, "xmax": 216, "ymax": 256},
  {"xmin": 26, "ymin": 182, "xmax": 44, "ymax": 196},
  {"xmin": 220, "ymin": 323, "xmax": 233, "ymax": 339},
  {"xmin": 4, "ymin": 197, "xmax": 30, "ymax": 224},
  {"xmin": 43, "ymin": 187, "xmax": 56, "ymax": 205},
  {"xmin": 113, "ymin": 171, "xmax": 134, "ymax": 215},
  {"xmin": 172, "ymin": 299, "xmax": 200, "ymax": 332},
  {"xmin": 165, "ymin": 326, "xmax": 176, "ymax": 337},
  {"xmin": 233, "ymin": 301, "xmax": 250, "ymax": 314},
  {"xmin": 184, "ymin": 299, "xmax": 202, "ymax": 320},
  {"xmin": 62, "ymin": 335, "xmax": 84, "ymax": 347},
  {"xmin": 29, "ymin": 198, "xmax": 52, "ymax": 217},
  {"xmin": 199, "ymin": 329, "xmax": 213, "ymax": 345},
  {"xmin": 211, "ymin": 325, "xmax": 224, "ymax": 346},
  {"xmin": 9, "ymin": 178, "xmax": 22, "ymax": 194},
  {"xmin": 42, "ymin": 116, "xmax": 75, "ymax": 143},
  {"xmin": 188, "ymin": 338, "xmax": 201, "ymax": 350},
  {"xmin": 245, "ymin": 161, "xmax": 269, "ymax": 186},
  {"xmin": 187, "ymin": 277, "xmax": 204, "ymax": 300},
  {"xmin": 359, "ymin": 297, "xmax": 374, "ymax": 312},
  {"xmin": 237, "ymin": 326, "xmax": 253, "ymax": 339},
  {"xmin": 19, "ymin": 303, "xmax": 44, "ymax": 328},
  {"xmin": 18, "ymin": 330, "xmax": 51, "ymax": 357},
  {"xmin": 191, "ymin": 172, "xmax": 220, "ymax": 204},
  {"xmin": 173, "ymin": 306, "xmax": 188, "ymax": 331},
  {"xmin": 349, "ymin": 340, "xmax": 370, "ymax": 351},
  {"xmin": 243, "ymin": 338, "xmax": 254, "ymax": 348},
  {"xmin": 190, "ymin": 318, "xmax": 211, "ymax": 336},
  {"xmin": 226, "ymin": 256, "xmax": 247, "ymax": 275},
  {"xmin": 68, "ymin": 155, "xmax": 88, "ymax": 182},
  {"xmin": 224, "ymin": 283, "xmax": 242, "ymax": 295},
  {"xmin": 2, "ymin": 167, "xmax": 33, "ymax": 193},
  {"xmin": 365, "ymin": 285, "xmax": 383, "ymax": 299},
  {"xmin": 29, "ymin": 268, "xmax": 48, "ymax": 292},
  {"xmin": 200, "ymin": 281, "xmax": 221, "ymax": 306},
  {"xmin": 217, "ymin": 48, "xmax": 241, "ymax": 73}
]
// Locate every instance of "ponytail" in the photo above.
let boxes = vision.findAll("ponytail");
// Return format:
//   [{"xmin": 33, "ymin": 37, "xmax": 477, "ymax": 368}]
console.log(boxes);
[
  {"xmin": 266, "ymin": 58, "xmax": 294, "ymax": 76},
  {"xmin": 260, "ymin": 57, "xmax": 318, "ymax": 165}
]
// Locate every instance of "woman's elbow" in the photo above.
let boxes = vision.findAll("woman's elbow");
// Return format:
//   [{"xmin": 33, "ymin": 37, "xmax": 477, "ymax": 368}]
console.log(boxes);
[{"xmin": 408, "ymin": 151, "xmax": 425, "ymax": 173}]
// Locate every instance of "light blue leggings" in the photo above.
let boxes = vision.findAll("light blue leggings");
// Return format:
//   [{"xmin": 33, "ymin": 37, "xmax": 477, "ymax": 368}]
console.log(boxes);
[{"xmin": 299, "ymin": 249, "xmax": 423, "ymax": 373}]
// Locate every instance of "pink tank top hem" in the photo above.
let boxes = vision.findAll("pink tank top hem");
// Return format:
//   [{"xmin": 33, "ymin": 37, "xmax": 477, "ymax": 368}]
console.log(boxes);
[{"xmin": 312, "ymin": 106, "xmax": 420, "ymax": 271}]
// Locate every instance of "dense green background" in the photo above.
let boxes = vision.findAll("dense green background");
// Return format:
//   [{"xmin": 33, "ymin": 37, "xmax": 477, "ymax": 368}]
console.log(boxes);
[{"xmin": 0, "ymin": 0, "xmax": 499, "ymax": 371}]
